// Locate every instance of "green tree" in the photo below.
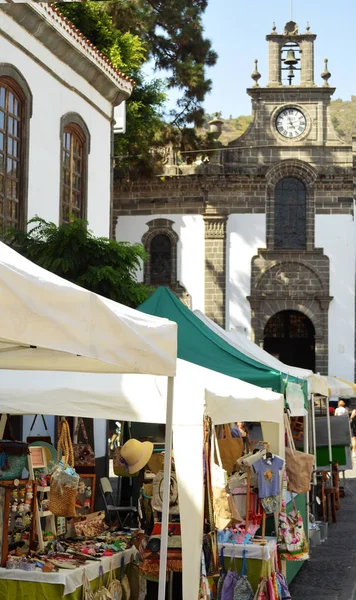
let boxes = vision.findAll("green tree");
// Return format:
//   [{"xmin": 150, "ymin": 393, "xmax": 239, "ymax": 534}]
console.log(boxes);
[
  {"xmin": 56, "ymin": 0, "xmax": 217, "ymax": 175},
  {"xmin": 4, "ymin": 218, "xmax": 151, "ymax": 308}
]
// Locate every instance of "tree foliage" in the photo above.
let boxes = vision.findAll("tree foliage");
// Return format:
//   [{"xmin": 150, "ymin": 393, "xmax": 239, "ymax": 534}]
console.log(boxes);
[
  {"xmin": 56, "ymin": 0, "xmax": 217, "ymax": 176},
  {"xmin": 4, "ymin": 218, "xmax": 151, "ymax": 308}
]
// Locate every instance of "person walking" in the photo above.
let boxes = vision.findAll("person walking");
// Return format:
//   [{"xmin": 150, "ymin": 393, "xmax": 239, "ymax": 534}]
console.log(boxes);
[{"xmin": 350, "ymin": 410, "xmax": 356, "ymax": 458}]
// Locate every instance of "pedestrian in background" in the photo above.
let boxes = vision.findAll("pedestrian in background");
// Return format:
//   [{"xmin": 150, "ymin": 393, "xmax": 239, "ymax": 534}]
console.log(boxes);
[
  {"xmin": 350, "ymin": 410, "xmax": 356, "ymax": 458},
  {"xmin": 335, "ymin": 400, "xmax": 349, "ymax": 416}
]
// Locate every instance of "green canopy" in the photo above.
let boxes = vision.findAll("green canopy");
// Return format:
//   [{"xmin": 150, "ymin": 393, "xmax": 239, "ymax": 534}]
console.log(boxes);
[{"xmin": 138, "ymin": 287, "xmax": 289, "ymax": 391}]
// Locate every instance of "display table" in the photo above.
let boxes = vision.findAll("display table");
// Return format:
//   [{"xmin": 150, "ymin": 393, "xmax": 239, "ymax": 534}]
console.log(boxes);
[
  {"xmin": 218, "ymin": 538, "xmax": 277, "ymax": 591},
  {"xmin": 0, "ymin": 547, "xmax": 137, "ymax": 599}
]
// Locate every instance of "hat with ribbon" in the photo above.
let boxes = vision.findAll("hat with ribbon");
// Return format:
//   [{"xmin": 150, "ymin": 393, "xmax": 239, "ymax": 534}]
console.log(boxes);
[{"xmin": 119, "ymin": 439, "xmax": 153, "ymax": 475}]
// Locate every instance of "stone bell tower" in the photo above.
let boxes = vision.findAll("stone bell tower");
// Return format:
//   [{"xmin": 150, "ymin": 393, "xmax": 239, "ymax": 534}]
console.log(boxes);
[{"xmin": 267, "ymin": 20, "xmax": 317, "ymax": 87}]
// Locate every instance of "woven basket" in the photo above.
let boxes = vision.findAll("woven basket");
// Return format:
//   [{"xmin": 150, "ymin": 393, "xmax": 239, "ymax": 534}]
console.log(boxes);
[
  {"xmin": 0, "ymin": 440, "xmax": 29, "ymax": 480},
  {"xmin": 49, "ymin": 481, "xmax": 77, "ymax": 517},
  {"xmin": 48, "ymin": 419, "xmax": 78, "ymax": 518}
]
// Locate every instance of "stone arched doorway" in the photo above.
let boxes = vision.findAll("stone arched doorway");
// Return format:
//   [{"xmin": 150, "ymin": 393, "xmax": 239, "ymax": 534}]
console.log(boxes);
[{"xmin": 263, "ymin": 310, "xmax": 316, "ymax": 371}]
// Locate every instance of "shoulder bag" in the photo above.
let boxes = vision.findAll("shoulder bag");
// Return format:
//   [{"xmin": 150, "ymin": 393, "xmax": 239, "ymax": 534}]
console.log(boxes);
[
  {"xmin": 284, "ymin": 414, "xmax": 314, "ymax": 494},
  {"xmin": 73, "ymin": 418, "xmax": 95, "ymax": 472},
  {"xmin": 216, "ymin": 425, "xmax": 243, "ymax": 475}
]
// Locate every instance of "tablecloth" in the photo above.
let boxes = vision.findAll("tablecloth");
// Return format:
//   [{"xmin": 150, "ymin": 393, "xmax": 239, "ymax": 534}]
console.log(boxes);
[
  {"xmin": 0, "ymin": 547, "xmax": 137, "ymax": 596},
  {"xmin": 218, "ymin": 537, "xmax": 277, "ymax": 562}
]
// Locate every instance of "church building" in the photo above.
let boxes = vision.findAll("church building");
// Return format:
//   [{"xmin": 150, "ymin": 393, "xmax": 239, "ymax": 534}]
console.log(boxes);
[{"xmin": 114, "ymin": 21, "xmax": 356, "ymax": 381}]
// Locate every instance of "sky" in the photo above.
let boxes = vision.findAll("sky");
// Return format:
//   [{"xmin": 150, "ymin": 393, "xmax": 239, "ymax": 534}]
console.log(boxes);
[{"xmin": 162, "ymin": 0, "xmax": 356, "ymax": 119}]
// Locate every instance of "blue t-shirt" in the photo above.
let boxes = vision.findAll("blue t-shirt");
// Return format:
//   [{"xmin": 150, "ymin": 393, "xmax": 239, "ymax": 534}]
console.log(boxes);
[
  {"xmin": 230, "ymin": 424, "xmax": 242, "ymax": 438},
  {"xmin": 253, "ymin": 455, "xmax": 284, "ymax": 498}
]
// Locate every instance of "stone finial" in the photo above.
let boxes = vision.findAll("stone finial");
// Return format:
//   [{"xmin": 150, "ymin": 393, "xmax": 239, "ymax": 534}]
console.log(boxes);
[
  {"xmin": 208, "ymin": 112, "xmax": 223, "ymax": 138},
  {"xmin": 321, "ymin": 58, "xmax": 331, "ymax": 87},
  {"xmin": 251, "ymin": 59, "xmax": 261, "ymax": 87},
  {"xmin": 306, "ymin": 22, "xmax": 311, "ymax": 32},
  {"xmin": 272, "ymin": 22, "xmax": 277, "ymax": 32}
]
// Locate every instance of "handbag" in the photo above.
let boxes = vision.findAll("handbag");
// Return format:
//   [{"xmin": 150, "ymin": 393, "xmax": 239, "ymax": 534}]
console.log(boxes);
[
  {"xmin": 49, "ymin": 418, "xmax": 79, "ymax": 518},
  {"xmin": 216, "ymin": 425, "xmax": 243, "ymax": 475},
  {"xmin": 82, "ymin": 569, "xmax": 95, "ymax": 600},
  {"xmin": 211, "ymin": 426, "xmax": 242, "ymax": 530},
  {"xmin": 217, "ymin": 546, "xmax": 227, "ymax": 600},
  {"xmin": 0, "ymin": 417, "xmax": 29, "ymax": 481},
  {"xmin": 93, "ymin": 565, "xmax": 114, "ymax": 600},
  {"xmin": 146, "ymin": 521, "xmax": 181, "ymax": 553},
  {"xmin": 278, "ymin": 493, "xmax": 309, "ymax": 561},
  {"xmin": 284, "ymin": 414, "xmax": 314, "ymax": 494},
  {"xmin": 27, "ymin": 415, "xmax": 52, "ymax": 444},
  {"xmin": 232, "ymin": 549, "xmax": 254, "ymax": 600},
  {"xmin": 151, "ymin": 471, "xmax": 179, "ymax": 514},
  {"xmin": 73, "ymin": 418, "xmax": 95, "ymax": 472},
  {"xmin": 107, "ymin": 561, "xmax": 123, "ymax": 600}
]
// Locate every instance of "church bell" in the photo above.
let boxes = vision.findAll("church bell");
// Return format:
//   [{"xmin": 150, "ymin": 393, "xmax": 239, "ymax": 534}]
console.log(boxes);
[{"xmin": 284, "ymin": 49, "xmax": 298, "ymax": 67}]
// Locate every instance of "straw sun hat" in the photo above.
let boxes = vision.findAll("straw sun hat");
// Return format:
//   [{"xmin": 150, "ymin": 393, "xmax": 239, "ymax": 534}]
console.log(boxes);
[{"xmin": 120, "ymin": 439, "xmax": 154, "ymax": 474}]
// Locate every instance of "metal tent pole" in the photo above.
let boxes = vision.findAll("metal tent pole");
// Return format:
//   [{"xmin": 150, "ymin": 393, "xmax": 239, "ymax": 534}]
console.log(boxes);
[{"xmin": 158, "ymin": 376, "xmax": 175, "ymax": 600}]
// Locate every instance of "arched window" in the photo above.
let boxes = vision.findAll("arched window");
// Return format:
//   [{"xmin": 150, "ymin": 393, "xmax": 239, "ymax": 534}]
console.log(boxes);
[
  {"xmin": 61, "ymin": 124, "xmax": 86, "ymax": 223},
  {"xmin": 150, "ymin": 234, "xmax": 172, "ymax": 284},
  {"xmin": 60, "ymin": 113, "xmax": 90, "ymax": 224},
  {"xmin": 0, "ymin": 79, "xmax": 24, "ymax": 230},
  {"xmin": 274, "ymin": 177, "xmax": 306, "ymax": 249}
]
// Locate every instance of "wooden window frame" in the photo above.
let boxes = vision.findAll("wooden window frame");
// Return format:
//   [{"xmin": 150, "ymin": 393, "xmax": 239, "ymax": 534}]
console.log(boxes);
[
  {"xmin": 0, "ymin": 69, "xmax": 31, "ymax": 233},
  {"xmin": 59, "ymin": 113, "xmax": 90, "ymax": 225}
]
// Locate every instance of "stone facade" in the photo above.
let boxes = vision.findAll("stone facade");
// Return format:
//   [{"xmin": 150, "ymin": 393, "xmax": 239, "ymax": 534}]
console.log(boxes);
[{"xmin": 114, "ymin": 21, "xmax": 356, "ymax": 377}]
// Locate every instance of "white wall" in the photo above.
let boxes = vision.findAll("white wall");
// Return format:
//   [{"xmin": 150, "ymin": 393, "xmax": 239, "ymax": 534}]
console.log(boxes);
[
  {"xmin": 115, "ymin": 214, "xmax": 205, "ymax": 310},
  {"xmin": 226, "ymin": 214, "xmax": 266, "ymax": 334},
  {"xmin": 316, "ymin": 214, "xmax": 355, "ymax": 380},
  {"xmin": 1, "ymin": 14, "xmax": 112, "ymax": 237}
]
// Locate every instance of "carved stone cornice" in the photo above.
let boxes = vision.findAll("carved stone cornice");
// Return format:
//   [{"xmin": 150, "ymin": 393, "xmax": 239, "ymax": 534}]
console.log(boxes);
[{"xmin": 203, "ymin": 216, "xmax": 227, "ymax": 239}]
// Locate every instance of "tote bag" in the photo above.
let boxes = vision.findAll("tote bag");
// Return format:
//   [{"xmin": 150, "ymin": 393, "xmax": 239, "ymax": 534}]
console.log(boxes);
[
  {"xmin": 216, "ymin": 425, "xmax": 243, "ymax": 475},
  {"xmin": 211, "ymin": 427, "xmax": 242, "ymax": 530},
  {"xmin": 278, "ymin": 494, "xmax": 309, "ymax": 561},
  {"xmin": 284, "ymin": 414, "xmax": 314, "ymax": 494}
]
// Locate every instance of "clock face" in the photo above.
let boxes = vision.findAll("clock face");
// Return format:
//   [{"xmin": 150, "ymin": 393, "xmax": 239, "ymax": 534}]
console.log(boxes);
[{"xmin": 276, "ymin": 108, "xmax": 306, "ymax": 139}]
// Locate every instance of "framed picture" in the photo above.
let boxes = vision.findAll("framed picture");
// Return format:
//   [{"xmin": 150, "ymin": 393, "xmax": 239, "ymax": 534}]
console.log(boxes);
[
  {"xmin": 29, "ymin": 446, "xmax": 47, "ymax": 469},
  {"xmin": 76, "ymin": 474, "xmax": 96, "ymax": 515}
]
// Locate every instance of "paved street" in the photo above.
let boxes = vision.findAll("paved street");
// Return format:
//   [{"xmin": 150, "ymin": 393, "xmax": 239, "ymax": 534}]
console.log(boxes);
[{"xmin": 289, "ymin": 460, "xmax": 356, "ymax": 600}]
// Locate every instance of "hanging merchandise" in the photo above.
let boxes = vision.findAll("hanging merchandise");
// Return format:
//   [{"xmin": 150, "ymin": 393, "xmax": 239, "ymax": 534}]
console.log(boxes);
[
  {"xmin": 216, "ymin": 546, "xmax": 227, "ymax": 600},
  {"xmin": 93, "ymin": 565, "xmax": 114, "ymax": 600},
  {"xmin": 203, "ymin": 416, "xmax": 220, "ymax": 578},
  {"xmin": 284, "ymin": 413, "xmax": 314, "ymax": 494},
  {"xmin": 73, "ymin": 418, "xmax": 95, "ymax": 471},
  {"xmin": 211, "ymin": 426, "xmax": 242, "ymax": 530},
  {"xmin": 253, "ymin": 577, "xmax": 268, "ymax": 600},
  {"xmin": 82, "ymin": 570, "xmax": 95, "ymax": 600},
  {"xmin": 0, "ymin": 417, "xmax": 29, "ymax": 481},
  {"xmin": 151, "ymin": 470, "xmax": 179, "ymax": 514},
  {"xmin": 285, "ymin": 382, "xmax": 305, "ymax": 416},
  {"xmin": 252, "ymin": 450, "xmax": 284, "ymax": 515},
  {"xmin": 26, "ymin": 415, "xmax": 52, "ymax": 445},
  {"xmin": 220, "ymin": 548, "xmax": 238, "ymax": 600},
  {"xmin": 232, "ymin": 549, "xmax": 254, "ymax": 600},
  {"xmin": 114, "ymin": 439, "xmax": 153, "ymax": 478},
  {"xmin": 216, "ymin": 425, "xmax": 243, "ymax": 475},
  {"xmin": 146, "ymin": 522, "xmax": 181, "ymax": 553},
  {"xmin": 121, "ymin": 572, "xmax": 131, "ymax": 600},
  {"xmin": 48, "ymin": 418, "xmax": 79, "ymax": 518},
  {"xmin": 278, "ymin": 489, "xmax": 309, "ymax": 561}
]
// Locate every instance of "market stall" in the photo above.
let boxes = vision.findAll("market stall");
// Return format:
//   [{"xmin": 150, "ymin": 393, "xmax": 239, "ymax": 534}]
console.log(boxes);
[
  {"xmin": 0, "ymin": 358, "xmax": 285, "ymax": 600},
  {"xmin": 0, "ymin": 241, "xmax": 178, "ymax": 600}
]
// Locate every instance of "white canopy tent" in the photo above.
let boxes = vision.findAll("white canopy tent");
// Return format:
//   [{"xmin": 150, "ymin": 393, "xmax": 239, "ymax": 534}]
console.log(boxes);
[
  {"xmin": 0, "ymin": 359, "xmax": 284, "ymax": 600},
  {"xmin": 0, "ymin": 241, "xmax": 176, "ymax": 376},
  {"xmin": 0, "ymin": 241, "xmax": 178, "ymax": 600}
]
